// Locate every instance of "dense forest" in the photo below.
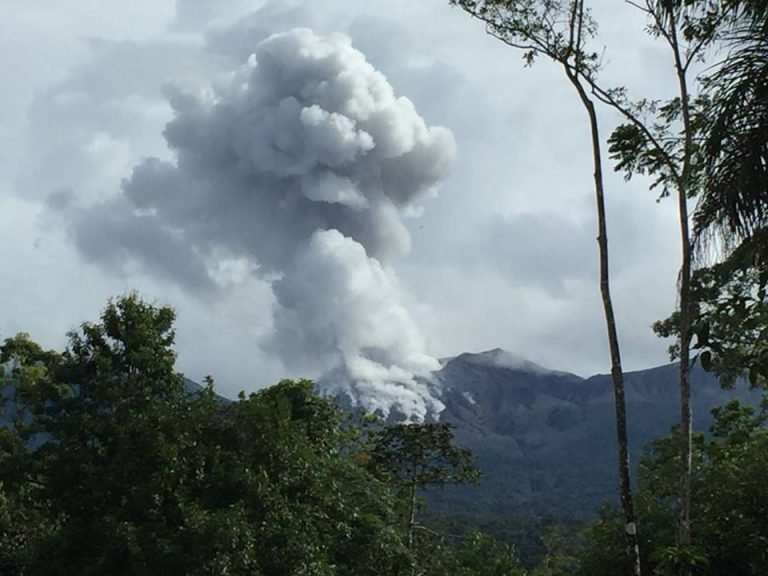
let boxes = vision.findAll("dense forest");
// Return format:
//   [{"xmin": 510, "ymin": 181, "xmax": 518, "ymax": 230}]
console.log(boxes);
[{"xmin": 2, "ymin": 0, "xmax": 768, "ymax": 574}]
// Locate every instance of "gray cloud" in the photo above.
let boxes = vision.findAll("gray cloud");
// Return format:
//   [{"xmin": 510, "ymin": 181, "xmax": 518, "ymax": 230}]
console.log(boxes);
[
  {"xmin": 464, "ymin": 211, "xmax": 597, "ymax": 293},
  {"xmin": 173, "ymin": 0, "xmax": 257, "ymax": 31},
  {"xmin": 15, "ymin": 38, "xmax": 221, "ymax": 207},
  {"xmin": 69, "ymin": 195, "xmax": 216, "ymax": 292},
  {"xmin": 204, "ymin": 1, "xmax": 322, "ymax": 57},
  {"xmin": 446, "ymin": 189, "xmax": 676, "ymax": 296}
]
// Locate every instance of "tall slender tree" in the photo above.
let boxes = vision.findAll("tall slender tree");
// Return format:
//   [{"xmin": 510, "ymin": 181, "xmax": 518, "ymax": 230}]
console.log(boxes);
[
  {"xmin": 450, "ymin": 2, "xmax": 642, "ymax": 573},
  {"xmin": 679, "ymin": 1, "xmax": 768, "ymax": 411},
  {"xmin": 597, "ymin": 1, "xmax": 700, "ymax": 551},
  {"xmin": 599, "ymin": 2, "xmax": 764, "ymax": 558}
]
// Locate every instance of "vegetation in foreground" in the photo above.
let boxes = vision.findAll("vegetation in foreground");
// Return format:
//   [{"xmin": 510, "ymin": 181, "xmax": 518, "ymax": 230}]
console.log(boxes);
[{"xmin": 1, "ymin": 295, "xmax": 766, "ymax": 575}]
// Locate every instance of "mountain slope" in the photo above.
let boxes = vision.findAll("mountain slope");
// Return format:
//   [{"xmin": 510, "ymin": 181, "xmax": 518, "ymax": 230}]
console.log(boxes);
[{"xmin": 430, "ymin": 349, "xmax": 763, "ymax": 518}]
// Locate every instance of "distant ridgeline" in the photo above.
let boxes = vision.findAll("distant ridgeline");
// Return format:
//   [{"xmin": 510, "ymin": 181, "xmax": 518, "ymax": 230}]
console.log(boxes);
[{"xmin": 425, "ymin": 349, "xmax": 763, "ymax": 521}]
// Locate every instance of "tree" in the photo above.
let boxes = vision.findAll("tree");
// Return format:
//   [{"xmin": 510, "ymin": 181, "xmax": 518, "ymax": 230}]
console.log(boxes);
[
  {"xmin": 0, "ymin": 334, "xmax": 62, "ymax": 576},
  {"xmin": 694, "ymin": 0, "xmax": 768, "ymax": 256},
  {"xmin": 450, "ymin": 532, "xmax": 527, "ymax": 576},
  {"xmin": 2, "ymin": 295, "xmax": 216, "ymax": 575},
  {"xmin": 452, "ymin": 0, "xmax": 767, "ymax": 566},
  {"xmin": 368, "ymin": 422, "xmax": 479, "ymax": 551},
  {"xmin": 600, "ymin": 2, "xmax": 705, "ymax": 555},
  {"xmin": 600, "ymin": 2, "xmax": 766, "ymax": 556},
  {"xmin": 530, "ymin": 526, "xmax": 581, "ymax": 576},
  {"xmin": 449, "ymin": 2, "xmax": 643, "ymax": 572},
  {"xmin": 677, "ymin": 2, "xmax": 768, "ymax": 401},
  {"xmin": 409, "ymin": 528, "xmax": 528, "ymax": 576},
  {"xmin": 184, "ymin": 379, "xmax": 411, "ymax": 576},
  {"xmin": 574, "ymin": 400, "xmax": 768, "ymax": 575},
  {"xmin": 0, "ymin": 296, "xmax": 417, "ymax": 575},
  {"xmin": 671, "ymin": 246, "xmax": 768, "ymax": 396}
]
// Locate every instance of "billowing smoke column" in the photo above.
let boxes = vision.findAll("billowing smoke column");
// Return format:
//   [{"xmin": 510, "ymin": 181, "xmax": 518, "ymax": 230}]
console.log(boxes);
[
  {"xmin": 79, "ymin": 29, "xmax": 455, "ymax": 419},
  {"xmin": 273, "ymin": 229, "xmax": 444, "ymax": 419}
]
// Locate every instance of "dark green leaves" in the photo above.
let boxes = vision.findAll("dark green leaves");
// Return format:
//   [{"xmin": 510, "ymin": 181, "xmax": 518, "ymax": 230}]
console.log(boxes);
[
  {"xmin": 1, "ymin": 295, "xmax": 500, "ymax": 575},
  {"xmin": 574, "ymin": 400, "xmax": 768, "ymax": 575},
  {"xmin": 369, "ymin": 422, "xmax": 480, "ymax": 490}
]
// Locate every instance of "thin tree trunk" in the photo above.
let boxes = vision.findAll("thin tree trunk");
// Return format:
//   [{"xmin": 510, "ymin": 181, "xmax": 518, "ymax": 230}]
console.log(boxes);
[
  {"xmin": 452, "ymin": 3, "xmax": 643, "ymax": 571},
  {"xmin": 407, "ymin": 478, "xmax": 418, "ymax": 576},
  {"xmin": 669, "ymin": 17, "xmax": 695, "ymax": 554},
  {"xmin": 408, "ymin": 479, "xmax": 416, "ymax": 550},
  {"xmin": 675, "ymin": 159, "xmax": 694, "ymax": 555},
  {"xmin": 566, "ymin": 67, "xmax": 642, "ymax": 576}
]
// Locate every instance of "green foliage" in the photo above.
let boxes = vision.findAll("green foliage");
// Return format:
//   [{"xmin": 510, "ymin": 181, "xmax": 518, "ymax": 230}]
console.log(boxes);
[
  {"xmin": 605, "ymin": 85, "xmax": 715, "ymax": 202},
  {"xmin": 655, "ymin": 240, "xmax": 768, "ymax": 397},
  {"xmin": 694, "ymin": 401, "xmax": 768, "ymax": 573},
  {"xmin": 572, "ymin": 504, "xmax": 628, "ymax": 576},
  {"xmin": 368, "ymin": 420, "xmax": 480, "ymax": 559},
  {"xmin": 529, "ymin": 526, "xmax": 581, "ymax": 576},
  {"xmin": 0, "ymin": 332, "xmax": 60, "ymax": 368},
  {"xmin": 574, "ymin": 400, "xmax": 768, "ymax": 575},
  {"xmin": 651, "ymin": 545, "xmax": 710, "ymax": 576},
  {"xmin": 694, "ymin": 0, "xmax": 768, "ymax": 248},
  {"xmin": 672, "ymin": 0, "xmax": 768, "ymax": 400},
  {"xmin": 408, "ymin": 529, "xmax": 527, "ymax": 576},
  {"xmin": 0, "ymin": 297, "xmax": 411, "ymax": 575},
  {"xmin": 369, "ymin": 422, "xmax": 480, "ymax": 491},
  {"xmin": 690, "ymin": 250, "xmax": 768, "ymax": 392},
  {"xmin": 184, "ymin": 379, "xmax": 412, "ymax": 576},
  {"xmin": 450, "ymin": 532, "xmax": 526, "ymax": 576},
  {"xmin": 0, "ymin": 294, "xmax": 500, "ymax": 575}
]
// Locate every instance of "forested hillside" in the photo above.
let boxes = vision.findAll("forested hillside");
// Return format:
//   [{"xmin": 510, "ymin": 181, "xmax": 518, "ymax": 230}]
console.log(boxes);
[{"xmin": 431, "ymin": 350, "xmax": 762, "ymax": 519}]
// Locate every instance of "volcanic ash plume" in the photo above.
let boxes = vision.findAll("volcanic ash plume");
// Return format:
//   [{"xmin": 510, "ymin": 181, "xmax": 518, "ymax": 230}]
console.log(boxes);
[
  {"xmin": 73, "ymin": 29, "xmax": 455, "ymax": 419},
  {"xmin": 273, "ymin": 229, "xmax": 445, "ymax": 420}
]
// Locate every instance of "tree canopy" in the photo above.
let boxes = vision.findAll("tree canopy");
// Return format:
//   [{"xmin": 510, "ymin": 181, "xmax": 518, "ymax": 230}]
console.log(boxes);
[{"xmin": 0, "ymin": 295, "xmax": 515, "ymax": 576}]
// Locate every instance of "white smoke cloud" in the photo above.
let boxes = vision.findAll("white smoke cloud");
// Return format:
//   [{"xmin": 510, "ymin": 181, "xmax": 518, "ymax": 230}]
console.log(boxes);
[
  {"xmin": 60, "ymin": 28, "xmax": 455, "ymax": 419},
  {"xmin": 272, "ymin": 229, "xmax": 443, "ymax": 420}
]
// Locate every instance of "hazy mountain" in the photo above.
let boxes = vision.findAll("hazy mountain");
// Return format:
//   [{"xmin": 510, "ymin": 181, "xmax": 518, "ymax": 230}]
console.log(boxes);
[{"xmin": 428, "ymin": 348, "xmax": 763, "ymax": 519}]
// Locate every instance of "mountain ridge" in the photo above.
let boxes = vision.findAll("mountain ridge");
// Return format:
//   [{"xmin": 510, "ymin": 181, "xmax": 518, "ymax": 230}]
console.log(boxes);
[{"xmin": 427, "ymin": 348, "xmax": 762, "ymax": 519}]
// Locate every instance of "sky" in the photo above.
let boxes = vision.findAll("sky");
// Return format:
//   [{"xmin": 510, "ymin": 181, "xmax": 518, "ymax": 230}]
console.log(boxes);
[{"xmin": 0, "ymin": 0, "xmax": 687, "ymax": 400}]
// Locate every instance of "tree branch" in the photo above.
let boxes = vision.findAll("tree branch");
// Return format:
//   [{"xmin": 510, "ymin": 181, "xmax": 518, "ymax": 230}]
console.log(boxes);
[{"xmin": 586, "ymin": 78, "xmax": 683, "ymax": 186}]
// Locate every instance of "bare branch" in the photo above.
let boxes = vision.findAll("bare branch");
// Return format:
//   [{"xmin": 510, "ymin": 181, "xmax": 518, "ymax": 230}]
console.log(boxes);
[{"xmin": 625, "ymin": 0, "xmax": 649, "ymax": 14}]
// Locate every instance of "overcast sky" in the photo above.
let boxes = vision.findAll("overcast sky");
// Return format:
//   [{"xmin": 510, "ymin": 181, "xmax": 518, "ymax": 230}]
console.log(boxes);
[{"xmin": 0, "ymin": 0, "xmax": 687, "ymax": 398}]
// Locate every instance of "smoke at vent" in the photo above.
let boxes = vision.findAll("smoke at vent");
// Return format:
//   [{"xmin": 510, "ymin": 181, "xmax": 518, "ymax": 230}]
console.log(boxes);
[
  {"xmin": 64, "ymin": 29, "xmax": 455, "ymax": 419},
  {"xmin": 273, "ymin": 229, "xmax": 444, "ymax": 420}
]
